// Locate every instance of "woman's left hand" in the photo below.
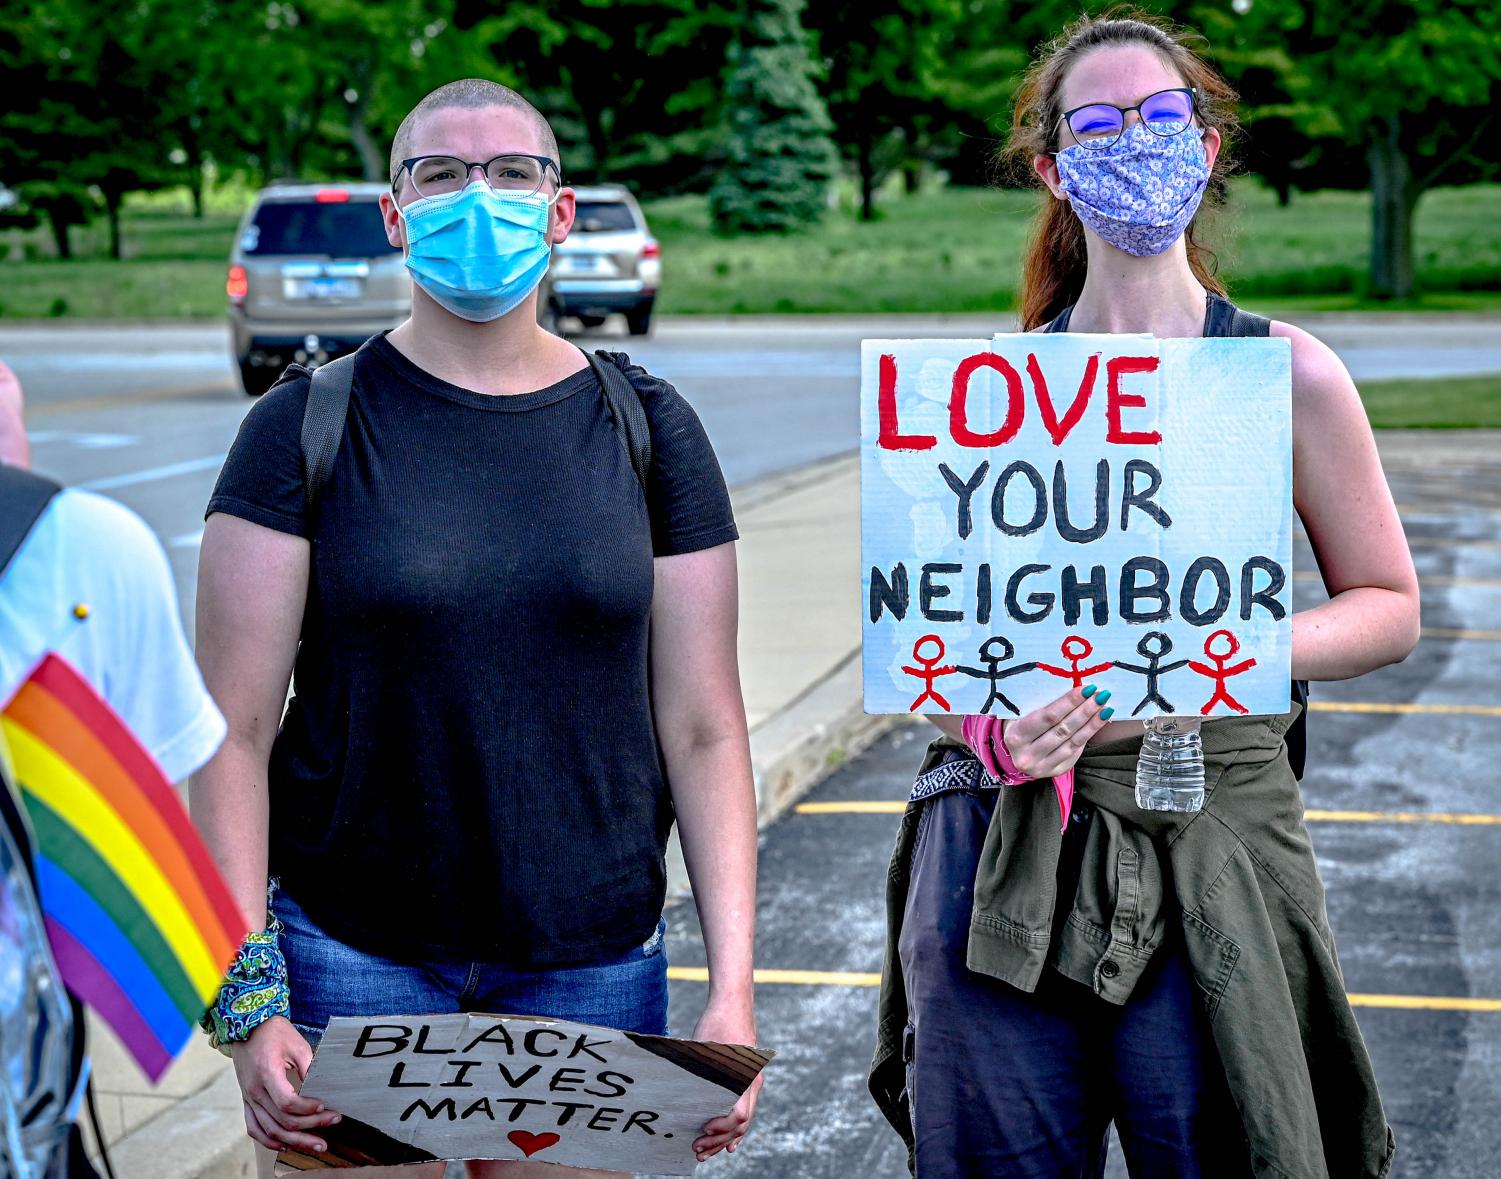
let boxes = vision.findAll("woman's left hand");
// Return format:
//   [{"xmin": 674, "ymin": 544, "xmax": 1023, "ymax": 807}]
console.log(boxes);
[{"xmin": 691, "ymin": 999, "xmax": 763, "ymax": 1161}]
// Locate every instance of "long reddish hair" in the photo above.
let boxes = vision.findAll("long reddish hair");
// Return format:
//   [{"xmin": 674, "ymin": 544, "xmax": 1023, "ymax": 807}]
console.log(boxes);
[{"xmin": 1005, "ymin": 11, "xmax": 1241, "ymax": 329}]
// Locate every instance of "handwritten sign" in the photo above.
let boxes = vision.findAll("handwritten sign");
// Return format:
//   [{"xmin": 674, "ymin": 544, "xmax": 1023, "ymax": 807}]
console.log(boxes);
[
  {"xmin": 274, "ymin": 1013, "xmax": 773, "ymax": 1175},
  {"xmin": 862, "ymin": 334, "xmax": 1293, "ymax": 719}
]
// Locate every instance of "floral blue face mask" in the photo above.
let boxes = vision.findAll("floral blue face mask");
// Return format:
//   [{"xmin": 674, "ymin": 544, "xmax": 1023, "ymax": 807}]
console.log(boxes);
[
  {"xmin": 1054, "ymin": 122, "xmax": 1209, "ymax": 257},
  {"xmin": 398, "ymin": 180, "xmax": 555, "ymax": 322}
]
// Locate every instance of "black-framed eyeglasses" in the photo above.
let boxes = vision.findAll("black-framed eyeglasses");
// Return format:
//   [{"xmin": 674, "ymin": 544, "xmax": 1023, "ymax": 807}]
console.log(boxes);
[
  {"xmin": 1056, "ymin": 87, "xmax": 1198, "ymax": 151},
  {"xmin": 395, "ymin": 153, "xmax": 562, "ymax": 199}
]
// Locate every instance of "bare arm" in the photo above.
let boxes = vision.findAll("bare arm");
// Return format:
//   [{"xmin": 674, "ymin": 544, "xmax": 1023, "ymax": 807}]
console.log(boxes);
[
  {"xmin": 190, "ymin": 513, "xmax": 308, "ymax": 926},
  {"xmin": 192, "ymin": 512, "xmax": 334, "ymax": 1154},
  {"xmin": 649, "ymin": 542, "xmax": 760, "ymax": 1158},
  {"xmin": 1277, "ymin": 322, "xmax": 1421, "ymax": 680}
]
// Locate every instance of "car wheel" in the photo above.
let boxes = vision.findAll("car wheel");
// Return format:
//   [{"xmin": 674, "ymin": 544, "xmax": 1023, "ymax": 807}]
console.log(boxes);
[
  {"xmin": 238, "ymin": 359, "xmax": 278, "ymax": 397},
  {"xmin": 626, "ymin": 308, "xmax": 653, "ymax": 337},
  {"xmin": 575, "ymin": 315, "xmax": 607, "ymax": 330}
]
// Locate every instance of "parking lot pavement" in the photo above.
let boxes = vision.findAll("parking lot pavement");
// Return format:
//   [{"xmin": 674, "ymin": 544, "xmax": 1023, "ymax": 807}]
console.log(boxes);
[{"xmin": 664, "ymin": 433, "xmax": 1501, "ymax": 1179}]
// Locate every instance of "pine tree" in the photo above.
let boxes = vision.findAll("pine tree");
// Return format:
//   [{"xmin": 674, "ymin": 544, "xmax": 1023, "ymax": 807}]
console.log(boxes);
[{"xmin": 709, "ymin": 0, "xmax": 838, "ymax": 234}]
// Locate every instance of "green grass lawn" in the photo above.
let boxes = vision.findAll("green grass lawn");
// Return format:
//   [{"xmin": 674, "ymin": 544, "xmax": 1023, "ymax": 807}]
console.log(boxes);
[
  {"xmin": 0, "ymin": 179, "xmax": 1497, "ymax": 321},
  {"xmin": 1357, "ymin": 374, "xmax": 1501, "ymax": 429}
]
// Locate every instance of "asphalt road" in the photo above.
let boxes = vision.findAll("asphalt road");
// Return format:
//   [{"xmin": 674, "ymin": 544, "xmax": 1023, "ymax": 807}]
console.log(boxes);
[{"xmin": 662, "ymin": 439, "xmax": 1501, "ymax": 1178}]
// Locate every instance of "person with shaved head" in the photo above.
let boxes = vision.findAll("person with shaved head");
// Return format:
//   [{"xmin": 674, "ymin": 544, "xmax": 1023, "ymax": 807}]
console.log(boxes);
[{"xmin": 193, "ymin": 79, "xmax": 761, "ymax": 1177}]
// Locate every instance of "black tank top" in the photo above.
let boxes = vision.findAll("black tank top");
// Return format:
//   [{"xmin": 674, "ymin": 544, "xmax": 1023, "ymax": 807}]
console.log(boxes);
[{"xmin": 1039, "ymin": 291, "xmax": 1310, "ymax": 780}]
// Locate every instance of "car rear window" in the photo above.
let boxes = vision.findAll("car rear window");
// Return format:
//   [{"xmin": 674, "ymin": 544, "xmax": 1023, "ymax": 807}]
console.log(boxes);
[
  {"xmin": 243, "ymin": 199, "xmax": 397, "ymax": 257},
  {"xmin": 573, "ymin": 201, "xmax": 639, "ymax": 233}
]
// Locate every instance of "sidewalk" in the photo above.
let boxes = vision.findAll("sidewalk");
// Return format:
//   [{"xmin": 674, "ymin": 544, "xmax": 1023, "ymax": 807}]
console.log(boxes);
[{"xmin": 86, "ymin": 452, "xmax": 887, "ymax": 1179}]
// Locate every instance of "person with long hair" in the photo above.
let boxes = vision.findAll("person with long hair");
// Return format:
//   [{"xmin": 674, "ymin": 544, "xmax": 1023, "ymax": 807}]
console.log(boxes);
[{"xmin": 869, "ymin": 13, "xmax": 1418, "ymax": 1177}]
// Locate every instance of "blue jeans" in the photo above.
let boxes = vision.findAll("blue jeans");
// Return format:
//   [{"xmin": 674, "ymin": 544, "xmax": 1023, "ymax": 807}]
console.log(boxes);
[
  {"xmin": 271, "ymin": 888, "xmax": 669, "ymax": 1049},
  {"xmin": 898, "ymin": 789, "xmax": 1248, "ymax": 1179}
]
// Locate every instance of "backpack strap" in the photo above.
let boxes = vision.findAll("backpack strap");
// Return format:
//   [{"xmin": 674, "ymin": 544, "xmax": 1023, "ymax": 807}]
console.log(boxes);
[
  {"xmin": 300, "ymin": 353, "xmax": 357, "ymax": 518},
  {"xmin": 585, "ymin": 351, "xmax": 652, "ymax": 492},
  {"xmin": 0, "ymin": 464, "xmax": 61, "ymax": 580}
]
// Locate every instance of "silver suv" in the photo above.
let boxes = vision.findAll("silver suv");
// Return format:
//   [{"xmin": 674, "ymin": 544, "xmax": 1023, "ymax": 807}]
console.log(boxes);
[
  {"xmin": 553, "ymin": 185, "xmax": 659, "ymax": 336},
  {"xmin": 227, "ymin": 182, "xmax": 407, "ymax": 395}
]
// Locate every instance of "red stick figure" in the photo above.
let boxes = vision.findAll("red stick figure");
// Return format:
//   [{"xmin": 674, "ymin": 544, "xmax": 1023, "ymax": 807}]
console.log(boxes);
[
  {"xmin": 1188, "ymin": 629, "xmax": 1258, "ymax": 715},
  {"xmin": 903, "ymin": 634, "xmax": 958, "ymax": 712},
  {"xmin": 1035, "ymin": 635, "xmax": 1114, "ymax": 690}
]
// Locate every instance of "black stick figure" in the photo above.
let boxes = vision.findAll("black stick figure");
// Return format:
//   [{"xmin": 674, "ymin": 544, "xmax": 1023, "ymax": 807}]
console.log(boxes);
[
  {"xmin": 1035, "ymin": 635, "xmax": 1113, "ymax": 691},
  {"xmin": 1112, "ymin": 631, "xmax": 1190, "ymax": 716},
  {"xmin": 902, "ymin": 634, "xmax": 959, "ymax": 712},
  {"xmin": 956, "ymin": 636, "xmax": 1038, "ymax": 716},
  {"xmin": 1188, "ymin": 629, "xmax": 1258, "ymax": 715}
]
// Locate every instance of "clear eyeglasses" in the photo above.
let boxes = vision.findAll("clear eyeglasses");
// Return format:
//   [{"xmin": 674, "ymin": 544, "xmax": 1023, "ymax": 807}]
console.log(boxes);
[
  {"xmin": 397, "ymin": 154, "xmax": 561, "ymax": 199},
  {"xmin": 1058, "ymin": 88, "xmax": 1198, "ymax": 150}
]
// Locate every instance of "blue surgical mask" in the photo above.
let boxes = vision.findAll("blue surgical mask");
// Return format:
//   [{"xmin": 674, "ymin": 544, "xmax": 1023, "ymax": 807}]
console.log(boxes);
[
  {"xmin": 398, "ymin": 180, "xmax": 554, "ymax": 322},
  {"xmin": 1055, "ymin": 123, "xmax": 1209, "ymax": 257}
]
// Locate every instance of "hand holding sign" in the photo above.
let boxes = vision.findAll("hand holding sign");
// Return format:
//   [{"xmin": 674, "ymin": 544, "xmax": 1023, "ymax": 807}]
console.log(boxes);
[
  {"xmin": 1000, "ymin": 686, "xmax": 1115, "ymax": 781},
  {"xmin": 274, "ymin": 1013, "xmax": 773, "ymax": 1176}
]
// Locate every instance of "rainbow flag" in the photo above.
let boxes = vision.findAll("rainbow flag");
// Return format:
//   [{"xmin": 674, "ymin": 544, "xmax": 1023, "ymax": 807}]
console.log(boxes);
[{"xmin": 1, "ymin": 653, "xmax": 247, "ymax": 1082}]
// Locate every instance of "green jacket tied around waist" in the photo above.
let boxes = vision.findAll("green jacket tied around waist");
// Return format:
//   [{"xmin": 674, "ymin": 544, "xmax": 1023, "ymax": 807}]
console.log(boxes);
[{"xmin": 869, "ymin": 706, "xmax": 1395, "ymax": 1179}]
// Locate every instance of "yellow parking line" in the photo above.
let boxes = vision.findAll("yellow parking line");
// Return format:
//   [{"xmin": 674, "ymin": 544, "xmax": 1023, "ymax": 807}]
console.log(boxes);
[
  {"xmin": 1421, "ymin": 627, "xmax": 1501, "ymax": 641},
  {"xmin": 797, "ymin": 802, "xmax": 1501, "ymax": 824},
  {"xmin": 1346, "ymin": 994, "xmax": 1501, "ymax": 1013},
  {"xmin": 797, "ymin": 801, "xmax": 905, "ymax": 814},
  {"xmin": 667, "ymin": 967, "xmax": 1501, "ymax": 1010},
  {"xmin": 1309, "ymin": 701, "xmax": 1501, "ymax": 717},
  {"xmin": 668, "ymin": 967, "xmax": 882, "ymax": 987},
  {"xmin": 1303, "ymin": 809, "xmax": 1501, "ymax": 826}
]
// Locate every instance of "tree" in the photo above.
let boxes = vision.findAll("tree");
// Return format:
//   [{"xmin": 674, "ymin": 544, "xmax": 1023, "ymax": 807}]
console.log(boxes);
[
  {"xmin": 709, "ymin": 0, "xmax": 838, "ymax": 233},
  {"xmin": 455, "ymin": 0, "xmax": 739, "ymax": 192},
  {"xmin": 1227, "ymin": 0, "xmax": 1501, "ymax": 299},
  {"xmin": 805, "ymin": 0, "xmax": 920, "ymax": 219}
]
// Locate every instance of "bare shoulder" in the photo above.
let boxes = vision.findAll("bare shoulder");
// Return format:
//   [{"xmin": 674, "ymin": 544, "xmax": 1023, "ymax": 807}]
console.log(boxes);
[{"xmin": 1269, "ymin": 320, "xmax": 1362, "ymax": 419}]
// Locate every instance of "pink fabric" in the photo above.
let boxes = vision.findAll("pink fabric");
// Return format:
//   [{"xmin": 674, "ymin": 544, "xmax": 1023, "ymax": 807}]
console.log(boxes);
[{"xmin": 961, "ymin": 715, "xmax": 1076, "ymax": 832}]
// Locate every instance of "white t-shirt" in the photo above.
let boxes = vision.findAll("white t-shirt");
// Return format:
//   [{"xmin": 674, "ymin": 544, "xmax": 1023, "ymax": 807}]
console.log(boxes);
[{"xmin": 0, "ymin": 487, "xmax": 226, "ymax": 783}]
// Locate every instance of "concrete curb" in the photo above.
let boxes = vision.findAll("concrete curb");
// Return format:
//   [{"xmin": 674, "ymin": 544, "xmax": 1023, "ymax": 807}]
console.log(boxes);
[{"xmin": 665, "ymin": 650, "xmax": 895, "ymax": 898}]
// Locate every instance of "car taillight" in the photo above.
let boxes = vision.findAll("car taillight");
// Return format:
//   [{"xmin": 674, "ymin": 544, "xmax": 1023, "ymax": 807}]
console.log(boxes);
[
  {"xmin": 226, "ymin": 264, "xmax": 248, "ymax": 304},
  {"xmin": 315, "ymin": 188, "xmax": 350, "ymax": 203},
  {"xmin": 640, "ymin": 240, "xmax": 661, "ymax": 259}
]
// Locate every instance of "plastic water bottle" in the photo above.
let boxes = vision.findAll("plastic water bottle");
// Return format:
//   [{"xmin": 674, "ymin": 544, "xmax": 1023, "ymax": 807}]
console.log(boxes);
[{"xmin": 1134, "ymin": 716, "xmax": 1205, "ymax": 812}]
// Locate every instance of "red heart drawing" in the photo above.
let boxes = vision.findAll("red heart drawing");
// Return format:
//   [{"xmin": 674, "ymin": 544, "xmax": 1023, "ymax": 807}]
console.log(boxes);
[{"xmin": 508, "ymin": 1131, "xmax": 561, "ymax": 1158}]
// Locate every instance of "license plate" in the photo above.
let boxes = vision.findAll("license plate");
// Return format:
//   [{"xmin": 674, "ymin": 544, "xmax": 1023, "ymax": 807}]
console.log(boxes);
[
  {"xmin": 285, "ymin": 277, "xmax": 361, "ymax": 300},
  {"xmin": 559, "ymin": 254, "xmax": 607, "ymax": 275}
]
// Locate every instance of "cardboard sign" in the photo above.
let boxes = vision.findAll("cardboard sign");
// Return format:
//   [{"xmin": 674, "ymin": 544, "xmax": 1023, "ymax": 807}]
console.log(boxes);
[
  {"xmin": 862, "ymin": 334, "xmax": 1293, "ymax": 719},
  {"xmin": 274, "ymin": 1013, "xmax": 772, "ymax": 1175}
]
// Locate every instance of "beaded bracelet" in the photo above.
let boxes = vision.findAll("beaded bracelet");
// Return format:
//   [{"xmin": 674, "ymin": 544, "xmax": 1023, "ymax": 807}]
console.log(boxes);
[{"xmin": 200, "ymin": 929, "xmax": 292, "ymax": 1054}]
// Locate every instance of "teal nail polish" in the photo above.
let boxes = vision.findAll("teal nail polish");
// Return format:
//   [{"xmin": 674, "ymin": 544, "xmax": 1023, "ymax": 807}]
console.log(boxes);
[
  {"xmin": 1095, "ymin": 689, "xmax": 1112, "ymax": 705},
  {"xmin": 1082, "ymin": 684, "xmax": 1098, "ymax": 698},
  {"xmin": 1100, "ymin": 707, "xmax": 1115, "ymax": 720}
]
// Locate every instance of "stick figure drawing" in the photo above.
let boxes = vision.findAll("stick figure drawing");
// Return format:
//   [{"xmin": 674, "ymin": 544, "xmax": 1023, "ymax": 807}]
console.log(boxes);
[
  {"xmin": 956, "ymin": 636, "xmax": 1038, "ymax": 716},
  {"xmin": 1188, "ymin": 629, "xmax": 1258, "ymax": 715},
  {"xmin": 902, "ymin": 634, "xmax": 958, "ymax": 712},
  {"xmin": 1035, "ymin": 635, "xmax": 1114, "ymax": 691},
  {"xmin": 1112, "ymin": 631, "xmax": 1190, "ymax": 716}
]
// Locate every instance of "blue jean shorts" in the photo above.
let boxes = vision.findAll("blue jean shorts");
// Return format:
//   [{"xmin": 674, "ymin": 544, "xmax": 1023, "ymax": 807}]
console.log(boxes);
[{"xmin": 270, "ymin": 888, "xmax": 670, "ymax": 1049}]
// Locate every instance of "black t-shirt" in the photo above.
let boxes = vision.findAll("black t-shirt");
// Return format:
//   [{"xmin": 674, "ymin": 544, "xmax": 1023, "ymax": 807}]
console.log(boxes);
[{"xmin": 206, "ymin": 333, "xmax": 737, "ymax": 964}]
